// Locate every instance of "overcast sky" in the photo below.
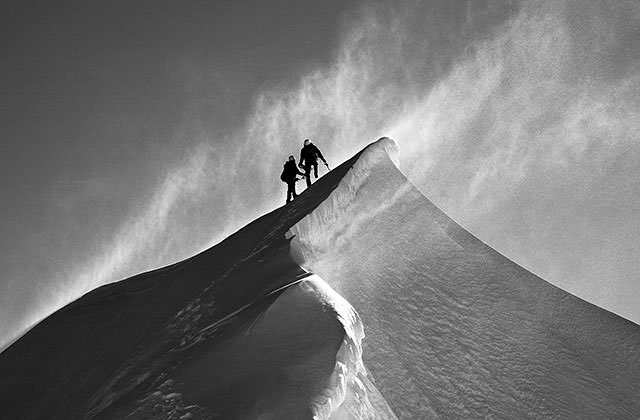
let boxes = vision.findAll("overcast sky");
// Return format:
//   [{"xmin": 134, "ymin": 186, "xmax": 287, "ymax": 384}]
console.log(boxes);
[{"xmin": 1, "ymin": 0, "xmax": 639, "ymax": 347}]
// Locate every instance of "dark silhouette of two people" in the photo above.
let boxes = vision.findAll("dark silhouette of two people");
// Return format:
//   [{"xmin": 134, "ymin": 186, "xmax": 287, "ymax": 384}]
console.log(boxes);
[{"xmin": 281, "ymin": 139, "xmax": 328, "ymax": 204}]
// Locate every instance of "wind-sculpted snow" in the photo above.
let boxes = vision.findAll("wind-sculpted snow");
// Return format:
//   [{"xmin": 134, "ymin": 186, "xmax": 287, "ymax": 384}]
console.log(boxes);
[
  {"xmin": 0, "ymin": 140, "xmax": 393, "ymax": 419},
  {"xmin": 2, "ymin": 137, "xmax": 640, "ymax": 419},
  {"xmin": 305, "ymin": 275, "xmax": 397, "ymax": 420},
  {"xmin": 289, "ymin": 137, "xmax": 406, "ymax": 268},
  {"xmin": 290, "ymin": 138, "xmax": 640, "ymax": 418},
  {"xmin": 293, "ymin": 277, "xmax": 374, "ymax": 420}
]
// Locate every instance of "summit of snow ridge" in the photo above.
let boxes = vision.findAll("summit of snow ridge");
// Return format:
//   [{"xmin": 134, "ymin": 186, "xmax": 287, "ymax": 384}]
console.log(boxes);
[
  {"xmin": 3, "ymin": 136, "xmax": 640, "ymax": 420},
  {"xmin": 289, "ymin": 137, "xmax": 640, "ymax": 419},
  {"xmin": 0, "ymin": 137, "xmax": 401, "ymax": 420}
]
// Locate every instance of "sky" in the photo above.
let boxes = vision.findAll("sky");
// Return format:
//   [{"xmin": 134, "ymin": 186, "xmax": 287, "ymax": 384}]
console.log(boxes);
[{"xmin": 1, "ymin": 0, "xmax": 639, "ymax": 347}]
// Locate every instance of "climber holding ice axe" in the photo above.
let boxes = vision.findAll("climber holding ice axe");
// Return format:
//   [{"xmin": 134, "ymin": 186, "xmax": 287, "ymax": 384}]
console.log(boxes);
[{"xmin": 298, "ymin": 138, "xmax": 329, "ymax": 187}]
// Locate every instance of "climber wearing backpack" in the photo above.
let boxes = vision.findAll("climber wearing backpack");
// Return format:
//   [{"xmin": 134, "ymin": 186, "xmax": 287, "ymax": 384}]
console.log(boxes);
[
  {"xmin": 298, "ymin": 139, "xmax": 329, "ymax": 187},
  {"xmin": 280, "ymin": 155, "xmax": 305, "ymax": 203}
]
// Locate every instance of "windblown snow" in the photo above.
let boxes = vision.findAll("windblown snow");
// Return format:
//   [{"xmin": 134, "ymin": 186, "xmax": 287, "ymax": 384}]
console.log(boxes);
[
  {"xmin": 1, "ymin": 137, "xmax": 640, "ymax": 419},
  {"xmin": 290, "ymin": 138, "xmax": 640, "ymax": 418}
]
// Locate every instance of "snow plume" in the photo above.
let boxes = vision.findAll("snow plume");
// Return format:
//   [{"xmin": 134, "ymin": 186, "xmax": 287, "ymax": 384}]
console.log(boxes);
[
  {"xmin": 5, "ymin": 0, "xmax": 640, "ymax": 347},
  {"xmin": 385, "ymin": 1, "xmax": 640, "ymax": 322},
  {"xmin": 390, "ymin": 0, "xmax": 640, "ymax": 211},
  {"xmin": 237, "ymin": 0, "xmax": 640, "ymax": 323},
  {"xmin": 2, "ymin": 0, "xmax": 400, "ymax": 346},
  {"xmin": 68, "ymin": 146, "xmax": 210, "ymax": 291},
  {"xmin": 247, "ymin": 0, "xmax": 640, "ymax": 322},
  {"xmin": 1, "ymin": 144, "xmax": 217, "ymax": 350}
]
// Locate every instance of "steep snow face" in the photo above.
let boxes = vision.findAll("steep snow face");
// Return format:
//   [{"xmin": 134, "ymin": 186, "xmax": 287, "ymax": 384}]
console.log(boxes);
[
  {"xmin": 298, "ymin": 275, "xmax": 397, "ymax": 420},
  {"xmin": 166, "ymin": 275, "xmax": 387, "ymax": 420},
  {"xmin": 290, "ymin": 138, "xmax": 640, "ymax": 418},
  {"xmin": 289, "ymin": 137, "xmax": 405, "ymax": 271},
  {"xmin": 296, "ymin": 276, "xmax": 386, "ymax": 420}
]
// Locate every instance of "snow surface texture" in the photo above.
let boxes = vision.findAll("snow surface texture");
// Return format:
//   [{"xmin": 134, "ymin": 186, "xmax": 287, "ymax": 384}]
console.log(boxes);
[
  {"xmin": 0, "ymin": 139, "xmax": 393, "ymax": 419},
  {"xmin": 290, "ymin": 139, "xmax": 401, "ymax": 420},
  {"xmin": 300, "ymin": 277, "xmax": 376, "ymax": 420},
  {"xmin": 2, "ymin": 137, "xmax": 640, "ymax": 419},
  {"xmin": 290, "ymin": 138, "xmax": 640, "ymax": 418}
]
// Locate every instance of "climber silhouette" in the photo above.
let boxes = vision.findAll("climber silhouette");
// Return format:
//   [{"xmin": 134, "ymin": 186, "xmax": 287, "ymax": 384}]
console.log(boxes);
[
  {"xmin": 298, "ymin": 139, "xmax": 328, "ymax": 187},
  {"xmin": 280, "ymin": 155, "xmax": 305, "ymax": 203}
]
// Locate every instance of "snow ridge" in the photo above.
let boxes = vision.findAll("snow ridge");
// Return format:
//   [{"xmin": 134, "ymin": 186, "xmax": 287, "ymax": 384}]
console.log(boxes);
[
  {"xmin": 289, "ymin": 137, "xmax": 402, "ymax": 267},
  {"xmin": 290, "ymin": 138, "xmax": 401, "ymax": 419},
  {"xmin": 290, "ymin": 135, "xmax": 640, "ymax": 418}
]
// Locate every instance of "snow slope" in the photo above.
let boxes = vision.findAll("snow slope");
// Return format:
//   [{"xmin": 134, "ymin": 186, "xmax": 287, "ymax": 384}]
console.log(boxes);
[
  {"xmin": 290, "ymin": 138, "xmax": 640, "ymax": 418},
  {"xmin": 1, "ymin": 137, "xmax": 639, "ymax": 419},
  {"xmin": 0, "ymin": 143, "xmax": 393, "ymax": 419}
]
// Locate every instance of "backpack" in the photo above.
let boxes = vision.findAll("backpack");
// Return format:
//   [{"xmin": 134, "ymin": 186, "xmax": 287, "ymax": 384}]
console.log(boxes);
[{"xmin": 280, "ymin": 167, "xmax": 287, "ymax": 183}]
